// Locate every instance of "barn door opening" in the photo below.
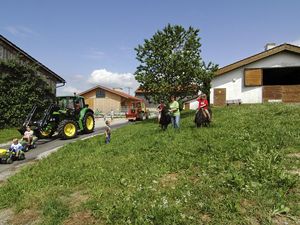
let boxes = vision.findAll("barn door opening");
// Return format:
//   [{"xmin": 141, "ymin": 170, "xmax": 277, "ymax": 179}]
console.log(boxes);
[
  {"xmin": 214, "ymin": 88, "xmax": 226, "ymax": 106},
  {"xmin": 262, "ymin": 66, "xmax": 300, "ymax": 103}
]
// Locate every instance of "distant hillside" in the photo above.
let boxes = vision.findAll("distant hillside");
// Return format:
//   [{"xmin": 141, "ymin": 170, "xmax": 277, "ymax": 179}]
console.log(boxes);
[{"xmin": 0, "ymin": 104, "xmax": 299, "ymax": 224}]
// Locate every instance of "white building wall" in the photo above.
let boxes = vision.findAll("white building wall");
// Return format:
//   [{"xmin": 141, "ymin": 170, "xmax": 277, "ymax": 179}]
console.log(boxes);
[{"xmin": 210, "ymin": 51, "xmax": 300, "ymax": 104}]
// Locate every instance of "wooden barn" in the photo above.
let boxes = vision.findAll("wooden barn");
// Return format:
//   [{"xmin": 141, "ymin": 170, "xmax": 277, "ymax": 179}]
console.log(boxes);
[
  {"xmin": 210, "ymin": 43, "xmax": 300, "ymax": 106},
  {"xmin": 0, "ymin": 35, "xmax": 65, "ymax": 95},
  {"xmin": 79, "ymin": 85, "xmax": 142, "ymax": 114}
]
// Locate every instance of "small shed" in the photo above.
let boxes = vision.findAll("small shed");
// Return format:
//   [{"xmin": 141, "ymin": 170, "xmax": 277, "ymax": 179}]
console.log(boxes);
[{"xmin": 79, "ymin": 85, "xmax": 142, "ymax": 114}]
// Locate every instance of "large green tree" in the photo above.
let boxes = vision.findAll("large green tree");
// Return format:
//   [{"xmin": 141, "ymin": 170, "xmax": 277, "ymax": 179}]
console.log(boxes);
[
  {"xmin": 0, "ymin": 58, "xmax": 55, "ymax": 128},
  {"xmin": 135, "ymin": 24, "xmax": 218, "ymax": 103}
]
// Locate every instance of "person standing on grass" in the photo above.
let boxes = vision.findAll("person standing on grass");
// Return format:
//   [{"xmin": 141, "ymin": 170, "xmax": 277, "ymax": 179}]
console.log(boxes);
[
  {"xmin": 169, "ymin": 96, "xmax": 180, "ymax": 128},
  {"xmin": 110, "ymin": 109, "xmax": 114, "ymax": 121},
  {"xmin": 104, "ymin": 120, "xmax": 111, "ymax": 144}
]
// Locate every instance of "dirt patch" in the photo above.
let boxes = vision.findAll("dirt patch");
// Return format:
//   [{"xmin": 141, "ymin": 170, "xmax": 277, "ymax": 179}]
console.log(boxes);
[
  {"xmin": 68, "ymin": 191, "xmax": 89, "ymax": 209},
  {"xmin": 62, "ymin": 191, "xmax": 89, "ymax": 209},
  {"xmin": 200, "ymin": 214, "xmax": 211, "ymax": 223},
  {"xmin": 245, "ymin": 217, "xmax": 260, "ymax": 225},
  {"xmin": 159, "ymin": 173, "xmax": 179, "ymax": 188},
  {"xmin": 287, "ymin": 153, "xmax": 300, "ymax": 158},
  {"xmin": 288, "ymin": 170, "xmax": 300, "ymax": 176},
  {"xmin": 272, "ymin": 215, "xmax": 300, "ymax": 225},
  {"xmin": 63, "ymin": 211, "xmax": 100, "ymax": 225},
  {"xmin": 9, "ymin": 209, "xmax": 41, "ymax": 225},
  {"xmin": 0, "ymin": 208, "xmax": 13, "ymax": 225}
]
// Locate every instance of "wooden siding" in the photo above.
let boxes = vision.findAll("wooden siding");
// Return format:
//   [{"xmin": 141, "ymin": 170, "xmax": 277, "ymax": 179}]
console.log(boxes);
[
  {"xmin": 81, "ymin": 89, "xmax": 123, "ymax": 114},
  {"xmin": 214, "ymin": 88, "xmax": 226, "ymax": 106},
  {"xmin": 244, "ymin": 68, "xmax": 262, "ymax": 86},
  {"xmin": 0, "ymin": 39, "xmax": 59, "ymax": 95},
  {"xmin": 263, "ymin": 85, "xmax": 300, "ymax": 103}
]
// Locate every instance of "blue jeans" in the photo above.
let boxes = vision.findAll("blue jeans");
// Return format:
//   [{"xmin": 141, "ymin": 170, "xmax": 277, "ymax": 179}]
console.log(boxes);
[
  {"xmin": 105, "ymin": 134, "xmax": 111, "ymax": 144},
  {"xmin": 171, "ymin": 115, "xmax": 180, "ymax": 128}
]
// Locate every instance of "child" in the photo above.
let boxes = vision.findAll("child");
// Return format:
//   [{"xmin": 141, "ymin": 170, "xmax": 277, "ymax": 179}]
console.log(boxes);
[
  {"xmin": 104, "ymin": 120, "xmax": 111, "ymax": 144},
  {"xmin": 23, "ymin": 126, "xmax": 34, "ymax": 146},
  {"xmin": 9, "ymin": 138, "xmax": 23, "ymax": 157},
  {"xmin": 197, "ymin": 94, "xmax": 211, "ymax": 121}
]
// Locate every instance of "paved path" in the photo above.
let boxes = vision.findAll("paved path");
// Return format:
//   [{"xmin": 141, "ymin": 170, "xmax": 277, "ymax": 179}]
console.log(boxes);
[{"xmin": 0, "ymin": 118, "xmax": 128, "ymax": 181}]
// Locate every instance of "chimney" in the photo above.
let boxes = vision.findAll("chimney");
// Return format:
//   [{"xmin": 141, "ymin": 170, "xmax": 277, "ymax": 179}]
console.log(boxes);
[{"xmin": 264, "ymin": 43, "xmax": 276, "ymax": 51}]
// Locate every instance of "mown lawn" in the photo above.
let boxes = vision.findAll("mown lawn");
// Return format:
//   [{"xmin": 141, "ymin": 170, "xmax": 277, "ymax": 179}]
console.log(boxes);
[
  {"xmin": 0, "ymin": 128, "xmax": 21, "ymax": 144},
  {"xmin": 0, "ymin": 104, "xmax": 299, "ymax": 224}
]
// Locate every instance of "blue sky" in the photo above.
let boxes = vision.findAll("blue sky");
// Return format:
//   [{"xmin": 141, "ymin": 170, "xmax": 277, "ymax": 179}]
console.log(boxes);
[{"xmin": 1, "ymin": 0, "xmax": 300, "ymax": 95}]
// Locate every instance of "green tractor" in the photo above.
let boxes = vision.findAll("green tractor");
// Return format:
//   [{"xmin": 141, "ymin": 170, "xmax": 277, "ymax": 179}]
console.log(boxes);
[{"xmin": 19, "ymin": 96, "xmax": 95, "ymax": 139}]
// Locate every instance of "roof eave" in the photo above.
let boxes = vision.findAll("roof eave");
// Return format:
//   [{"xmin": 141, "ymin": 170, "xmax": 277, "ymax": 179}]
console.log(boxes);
[{"xmin": 215, "ymin": 43, "xmax": 300, "ymax": 76}]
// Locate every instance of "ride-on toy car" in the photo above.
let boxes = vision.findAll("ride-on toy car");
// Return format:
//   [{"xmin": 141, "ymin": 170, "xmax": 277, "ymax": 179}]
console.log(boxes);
[
  {"xmin": 0, "ymin": 148, "xmax": 25, "ymax": 164},
  {"xmin": 20, "ymin": 136, "xmax": 38, "ymax": 152}
]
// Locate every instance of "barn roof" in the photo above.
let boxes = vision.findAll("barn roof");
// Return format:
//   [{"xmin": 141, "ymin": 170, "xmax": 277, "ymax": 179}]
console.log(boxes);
[
  {"xmin": 0, "ymin": 35, "xmax": 65, "ymax": 84},
  {"xmin": 79, "ymin": 85, "xmax": 142, "ymax": 101},
  {"xmin": 216, "ymin": 43, "xmax": 300, "ymax": 76}
]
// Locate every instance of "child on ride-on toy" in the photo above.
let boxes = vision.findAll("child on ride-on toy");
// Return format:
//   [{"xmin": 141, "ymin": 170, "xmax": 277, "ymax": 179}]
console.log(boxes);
[
  {"xmin": 9, "ymin": 138, "xmax": 24, "ymax": 158},
  {"xmin": 21, "ymin": 126, "xmax": 37, "ymax": 151},
  {"xmin": 22, "ymin": 126, "xmax": 34, "ymax": 145}
]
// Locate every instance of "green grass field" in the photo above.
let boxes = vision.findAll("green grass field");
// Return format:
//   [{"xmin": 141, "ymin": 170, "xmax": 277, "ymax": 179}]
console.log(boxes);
[
  {"xmin": 0, "ymin": 128, "xmax": 21, "ymax": 144},
  {"xmin": 0, "ymin": 104, "xmax": 299, "ymax": 224}
]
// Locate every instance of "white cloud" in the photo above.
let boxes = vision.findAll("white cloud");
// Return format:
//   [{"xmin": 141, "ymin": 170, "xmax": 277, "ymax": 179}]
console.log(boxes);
[
  {"xmin": 290, "ymin": 39, "xmax": 300, "ymax": 46},
  {"xmin": 57, "ymin": 69, "xmax": 139, "ymax": 96},
  {"xmin": 83, "ymin": 48, "xmax": 105, "ymax": 59},
  {"xmin": 57, "ymin": 85, "xmax": 82, "ymax": 96},
  {"xmin": 5, "ymin": 25, "xmax": 37, "ymax": 37},
  {"xmin": 88, "ymin": 69, "xmax": 139, "ymax": 93}
]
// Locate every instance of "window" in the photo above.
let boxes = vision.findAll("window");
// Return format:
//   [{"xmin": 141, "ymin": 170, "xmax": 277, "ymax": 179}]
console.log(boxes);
[
  {"xmin": 244, "ymin": 68, "xmax": 262, "ymax": 86},
  {"xmin": 96, "ymin": 89, "xmax": 105, "ymax": 98}
]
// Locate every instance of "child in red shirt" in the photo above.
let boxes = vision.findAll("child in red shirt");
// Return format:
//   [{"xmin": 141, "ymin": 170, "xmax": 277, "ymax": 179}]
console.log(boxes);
[{"xmin": 197, "ymin": 94, "xmax": 211, "ymax": 121}]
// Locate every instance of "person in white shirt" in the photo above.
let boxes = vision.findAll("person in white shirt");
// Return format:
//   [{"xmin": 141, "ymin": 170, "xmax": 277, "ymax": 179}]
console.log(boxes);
[{"xmin": 10, "ymin": 138, "xmax": 23, "ymax": 156}]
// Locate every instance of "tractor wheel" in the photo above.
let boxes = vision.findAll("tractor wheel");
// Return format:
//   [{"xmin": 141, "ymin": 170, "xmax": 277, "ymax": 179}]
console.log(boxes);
[
  {"xmin": 83, "ymin": 112, "xmax": 95, "ymax": 134},
  {"xmin": 19, "ymin": 153, "xmax": 25, "ymax": 160},
  {"xmin": 58, "ymin": 120, "xmax": 78, "ymax": 139}
]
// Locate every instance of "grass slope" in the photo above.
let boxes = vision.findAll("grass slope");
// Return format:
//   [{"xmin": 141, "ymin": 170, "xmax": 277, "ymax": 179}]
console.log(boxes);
[
  {"xmin": 0, "ymin": 128, "xmax": 21, "ymax": 144},
  {"xmin": 0, "ymin": 104, "xmax": 299, "ymax": 224}
]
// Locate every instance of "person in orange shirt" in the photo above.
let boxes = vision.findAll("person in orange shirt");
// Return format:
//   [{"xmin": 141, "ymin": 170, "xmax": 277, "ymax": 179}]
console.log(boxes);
[{"xmin": 197, "ymin": 93, "xmax": 211, "ymax": 121}]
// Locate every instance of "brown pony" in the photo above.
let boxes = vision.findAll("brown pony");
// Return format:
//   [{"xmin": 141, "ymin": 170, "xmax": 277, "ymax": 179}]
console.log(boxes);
[{"xmin": 194, "ymin": 108, "xmax": 212, "ymax": 128}]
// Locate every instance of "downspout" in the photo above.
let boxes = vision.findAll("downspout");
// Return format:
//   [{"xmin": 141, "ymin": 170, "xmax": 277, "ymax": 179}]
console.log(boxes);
[{"xmin": 56, "ymin": 82, "xmax": 66, "ymax": 89}]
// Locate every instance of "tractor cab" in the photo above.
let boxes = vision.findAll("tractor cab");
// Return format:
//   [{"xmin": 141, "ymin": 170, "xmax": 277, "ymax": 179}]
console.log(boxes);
[{"xmin": 56, "ymin": 96, "xmax": 85, "ymax": 111}]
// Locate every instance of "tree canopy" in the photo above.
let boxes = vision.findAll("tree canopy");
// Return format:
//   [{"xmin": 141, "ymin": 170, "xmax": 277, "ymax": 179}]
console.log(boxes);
[
  {"xmin": 0, "ymin": 58, "xmax": 55, "ymax": 128},
  {"xmin": 134, "ymin": 24, "xmax": 218, "ymax": 103}
]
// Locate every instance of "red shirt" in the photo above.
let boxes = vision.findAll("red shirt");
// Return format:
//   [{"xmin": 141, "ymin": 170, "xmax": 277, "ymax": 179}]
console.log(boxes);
[{"xmin": 197, "ymin": 98, "xmax": 208, "ymax": 110}]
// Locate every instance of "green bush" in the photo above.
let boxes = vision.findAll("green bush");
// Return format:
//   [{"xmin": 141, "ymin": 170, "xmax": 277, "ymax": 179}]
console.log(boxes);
[{"xmin": 0, "ymin": 58, "xmax": 55, "ymax": 128}]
